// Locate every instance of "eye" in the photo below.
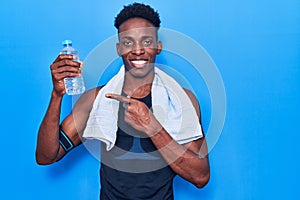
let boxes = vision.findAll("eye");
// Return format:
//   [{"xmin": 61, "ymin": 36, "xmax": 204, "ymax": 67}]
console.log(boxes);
[
  {"xmin": 123, "ymin": 41, "xmax": 133, "ymax": 47},
  {"xmin": 143, "ymin": 40, "xmax": 152, "ymax": 47}
]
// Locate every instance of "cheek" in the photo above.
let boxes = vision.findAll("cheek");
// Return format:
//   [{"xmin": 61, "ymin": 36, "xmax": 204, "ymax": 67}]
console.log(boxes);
[
  {"xmin": 119, "ymin": 48, "xmax": 131, "ymax": 56},
  {"xmin": 146, "ymin": 48, "xmax": 158, "ymax": 60}
]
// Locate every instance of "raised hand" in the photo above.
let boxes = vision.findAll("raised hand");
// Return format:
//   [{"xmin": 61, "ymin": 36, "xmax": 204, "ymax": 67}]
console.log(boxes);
[{"xmin": 50, "ymin": 54, "xmax": 82, "ymax": 96}]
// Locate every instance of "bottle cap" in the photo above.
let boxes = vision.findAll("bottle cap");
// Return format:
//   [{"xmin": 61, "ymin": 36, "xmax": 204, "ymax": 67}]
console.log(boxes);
[{"xmin": 62, "ymin": 39, "xmax": 72, "ymax": 46}]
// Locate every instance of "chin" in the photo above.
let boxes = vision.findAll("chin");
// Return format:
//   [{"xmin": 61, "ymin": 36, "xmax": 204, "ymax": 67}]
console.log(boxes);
[{"xmin": 126, "ymin": 65, "xmax": 154, "ymax": 78}]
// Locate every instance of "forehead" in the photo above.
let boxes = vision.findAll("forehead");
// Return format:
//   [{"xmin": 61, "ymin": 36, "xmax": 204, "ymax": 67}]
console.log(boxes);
[{"xmin": 118, "ymin": 18, "xmax": 157, "ymax": 39}]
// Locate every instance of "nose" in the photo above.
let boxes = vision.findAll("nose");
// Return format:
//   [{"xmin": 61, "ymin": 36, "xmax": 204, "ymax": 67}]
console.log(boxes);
[{"xmin": 132, "ymin": 43, "xmax": 145, "ymax": 55}]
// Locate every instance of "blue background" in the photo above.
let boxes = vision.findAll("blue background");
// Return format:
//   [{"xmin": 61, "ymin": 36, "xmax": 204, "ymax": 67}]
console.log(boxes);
[{"xmin": 0, "ymin": 0, "xmax": 299, "ymax": 199}]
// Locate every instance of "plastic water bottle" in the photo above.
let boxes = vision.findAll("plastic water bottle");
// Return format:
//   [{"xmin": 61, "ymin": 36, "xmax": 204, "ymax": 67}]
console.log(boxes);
[{"xmin": 60, "ymin": 39, "xmax": 85, "ymax": 95}]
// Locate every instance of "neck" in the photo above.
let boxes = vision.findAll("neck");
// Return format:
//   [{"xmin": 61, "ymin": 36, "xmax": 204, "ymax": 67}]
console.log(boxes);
[{"xmin": 123, "ymin": 69, "xmax": 154, "ymax": 98}]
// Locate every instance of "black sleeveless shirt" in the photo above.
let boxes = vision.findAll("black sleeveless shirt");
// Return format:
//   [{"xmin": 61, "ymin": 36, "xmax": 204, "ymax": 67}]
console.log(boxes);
[{"xmin": 100, "ymin": 92, "xmax": 176, "ymax": 200}]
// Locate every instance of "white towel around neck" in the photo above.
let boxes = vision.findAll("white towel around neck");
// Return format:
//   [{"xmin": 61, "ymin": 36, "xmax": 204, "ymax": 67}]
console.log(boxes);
[{"xmin": 83, "ymin": 66, "xmax": 203, "ymax": 151}]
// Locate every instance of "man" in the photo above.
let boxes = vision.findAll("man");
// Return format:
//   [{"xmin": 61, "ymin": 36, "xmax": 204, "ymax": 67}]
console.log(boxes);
[{"xmin": 36, "ymin": 3, "xmax": 210, "ymax": 199}]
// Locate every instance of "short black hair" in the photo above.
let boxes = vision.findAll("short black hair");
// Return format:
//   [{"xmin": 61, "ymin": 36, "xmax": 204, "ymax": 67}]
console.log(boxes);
[{"xmin": 114, "ymin": 3, "xmax": 161, "ymax": 30}]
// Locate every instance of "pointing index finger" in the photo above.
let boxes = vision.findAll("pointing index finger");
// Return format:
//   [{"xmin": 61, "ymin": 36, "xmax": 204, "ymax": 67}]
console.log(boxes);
[{"xmin": 105, "ymin": 93, "xmax": 130, "ymax": 103}]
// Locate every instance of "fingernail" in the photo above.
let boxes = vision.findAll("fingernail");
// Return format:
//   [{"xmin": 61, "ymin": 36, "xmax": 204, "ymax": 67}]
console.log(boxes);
[{"xmin": 105, "ymin": 94, "xmax": 111, "ymax": 98}]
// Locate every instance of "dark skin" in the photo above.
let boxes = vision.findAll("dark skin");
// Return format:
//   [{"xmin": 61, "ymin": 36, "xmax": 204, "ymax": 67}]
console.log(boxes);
[{"xmin": 36, "ymin": 17, "xmax": 210, "ymax": 188}]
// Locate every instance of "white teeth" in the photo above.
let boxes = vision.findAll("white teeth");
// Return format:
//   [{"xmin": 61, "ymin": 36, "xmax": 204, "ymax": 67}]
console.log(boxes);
[{"xmin": 131, "ymin": 60, "xmax": 147, "ymax": 65}]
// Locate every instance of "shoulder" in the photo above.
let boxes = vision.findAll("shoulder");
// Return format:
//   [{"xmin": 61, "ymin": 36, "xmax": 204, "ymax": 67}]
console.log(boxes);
[
  {"xmin": 183, "ymin": 88, "xmax": 197, "ymax": 101},
  {"xmin": 73, "ymin": 86, "xmax": 103, "ymax": 112},
  {"xmin": 183, "ymin": 88, "xmax": 201, "ymax": 118},
  {"xmin": 183, "ymin": 88, "xmax": 199, "ymax": 107},
  {"xmin": 78, "ymin": 86, "xmax": 102, "ymax": 103}
]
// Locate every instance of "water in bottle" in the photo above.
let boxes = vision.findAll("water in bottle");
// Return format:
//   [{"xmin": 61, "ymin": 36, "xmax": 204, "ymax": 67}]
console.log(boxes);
[{"xmin": 60, "ymin": 39, "xmax": 85, "ymax": 95}]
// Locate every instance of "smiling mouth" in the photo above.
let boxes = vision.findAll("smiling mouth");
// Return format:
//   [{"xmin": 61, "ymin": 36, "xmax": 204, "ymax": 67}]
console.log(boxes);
[{"xmin": 130, "ymin": 60, "xmax": 148, "ymax": 68}]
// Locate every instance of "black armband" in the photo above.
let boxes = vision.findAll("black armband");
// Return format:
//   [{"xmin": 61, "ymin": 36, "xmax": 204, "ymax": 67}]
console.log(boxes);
[{"xmin": 59, "ymin": 127, "xmax": 74, "ymax": 152}]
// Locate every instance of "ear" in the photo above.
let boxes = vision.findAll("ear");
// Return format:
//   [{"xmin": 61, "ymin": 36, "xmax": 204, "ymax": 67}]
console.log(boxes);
[
  {"xmin": 156, "ymin": 41, "xmax": 162, "ymax": 55},
  {"xmin": 116, "ymin": 43, "xmax": 121, "ymax": 56}
]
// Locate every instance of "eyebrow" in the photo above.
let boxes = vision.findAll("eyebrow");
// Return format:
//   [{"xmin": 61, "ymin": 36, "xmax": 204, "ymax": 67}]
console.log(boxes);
[{"xmin": 120, "ymin": 35, "xmax": 154, "ymax": 40}]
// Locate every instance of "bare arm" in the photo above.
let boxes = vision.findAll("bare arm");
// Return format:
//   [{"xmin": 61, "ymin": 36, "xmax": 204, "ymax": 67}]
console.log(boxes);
[
  {"xmin": 35, "ymin": 54, "xmax": 100, "ymax": 165},
  {"xmin": 148, "ymin": 90, "xmax": 210, "ymax": 188},
  {"xmin": 106, "ymin": 89, "xmax": 210, "ymax": 188},
  {"xmin": 148, "ymin": 128, "xmax": 210, "ymax": 188}
]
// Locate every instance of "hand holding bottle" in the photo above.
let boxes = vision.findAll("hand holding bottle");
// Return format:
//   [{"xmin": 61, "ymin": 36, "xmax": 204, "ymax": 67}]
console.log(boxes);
[
  {"xmin": 49, "ymin": 40, "xmax": 85, "ymax": 96},
  {"xmin": 50, "ymin": 54, "xmax": 82, "ymax": 96}
]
